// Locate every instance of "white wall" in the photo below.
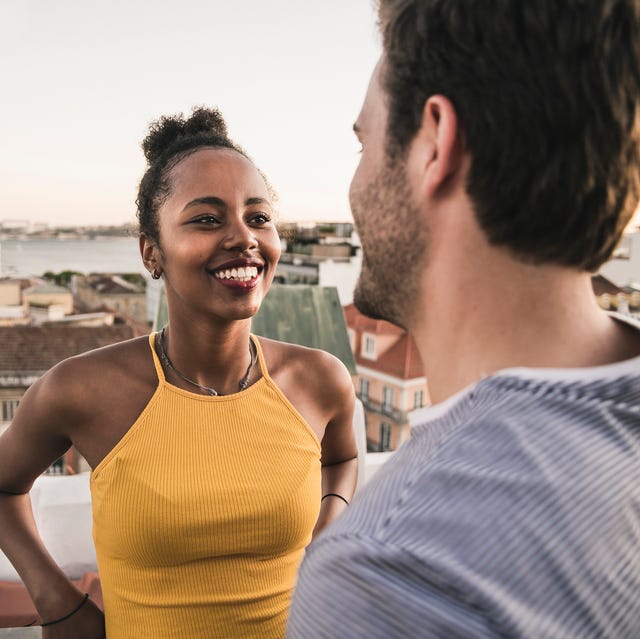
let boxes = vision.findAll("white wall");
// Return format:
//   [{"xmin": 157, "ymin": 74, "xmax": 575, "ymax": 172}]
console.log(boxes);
[
  {"xmin": 318, "ymin": 252, "xmax": 362, "ymax": 306},
  {"xmin": 600, "ymin": 232, "xmax": 640, "ymax": 286}
]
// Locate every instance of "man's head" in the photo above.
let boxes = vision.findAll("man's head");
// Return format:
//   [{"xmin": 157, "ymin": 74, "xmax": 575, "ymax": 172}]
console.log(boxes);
[{"xmin": 373, "ymin": 0, "xmax": 640, "ymax": 272}]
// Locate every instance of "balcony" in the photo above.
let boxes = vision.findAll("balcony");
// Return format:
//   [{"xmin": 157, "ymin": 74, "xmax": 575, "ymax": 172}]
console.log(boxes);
[{"xmin": 360, "ymin": 396, "xmax": 407, "ymax": 424}]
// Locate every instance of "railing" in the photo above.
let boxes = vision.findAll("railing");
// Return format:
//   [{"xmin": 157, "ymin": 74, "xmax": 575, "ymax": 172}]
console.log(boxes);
[{"xmin": 360, "ymin": 397, "xmax": 407, "ymax": 424}]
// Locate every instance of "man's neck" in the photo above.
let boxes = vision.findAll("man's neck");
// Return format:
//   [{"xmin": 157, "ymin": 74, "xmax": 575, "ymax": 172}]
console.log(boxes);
[{"xmin": 411, "ymin": 247, "xmax": 640, "ymax": 405}]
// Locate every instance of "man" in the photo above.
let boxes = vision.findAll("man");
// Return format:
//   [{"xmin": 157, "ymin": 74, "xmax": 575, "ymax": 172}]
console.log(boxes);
[{"xmin": 287, "ymin": 1, "xmax": 640, "ymax": 637}]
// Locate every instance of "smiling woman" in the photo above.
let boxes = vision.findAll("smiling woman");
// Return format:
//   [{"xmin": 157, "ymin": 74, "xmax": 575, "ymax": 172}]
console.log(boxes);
[{"xmin": 0, "ymin": 107, "xmax": 358, "ymax": 639}]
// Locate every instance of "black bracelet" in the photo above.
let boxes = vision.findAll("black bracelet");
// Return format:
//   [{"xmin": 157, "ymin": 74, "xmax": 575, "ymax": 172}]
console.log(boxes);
[
  {"xmin": 41, "ymin": 593, "xmax": 90, "ymax": 627},
  {"xmin": 321, "ymin": 493, "xmax": 349, "ymax": 506}
]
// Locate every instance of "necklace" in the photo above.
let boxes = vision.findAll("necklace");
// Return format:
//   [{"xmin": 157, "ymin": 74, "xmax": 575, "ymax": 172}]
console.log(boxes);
[{"xmin": 157, "ymin": 327, "xmax": 256, "ymax": 396}]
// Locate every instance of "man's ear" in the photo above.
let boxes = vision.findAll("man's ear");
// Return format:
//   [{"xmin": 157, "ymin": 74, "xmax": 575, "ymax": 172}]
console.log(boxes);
[
  {"xmin": 407, "ymin": 95, "xmax": 464, "ymax": 198},
  {"xmin": 140, "ymin": 234, "xmax": 161, "ymax": 277}
]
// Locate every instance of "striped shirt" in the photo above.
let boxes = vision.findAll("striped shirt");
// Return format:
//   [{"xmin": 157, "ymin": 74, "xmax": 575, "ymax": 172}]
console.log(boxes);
[{"xmin": 287, "ymin": 323, "xmax": 640, "ymax": 638}]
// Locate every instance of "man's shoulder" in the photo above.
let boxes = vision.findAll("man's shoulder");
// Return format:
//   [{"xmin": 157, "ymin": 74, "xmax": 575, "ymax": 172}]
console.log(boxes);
[{"xmin": 322, "ymin": 367, "xmax": 640, "ymax": 557}]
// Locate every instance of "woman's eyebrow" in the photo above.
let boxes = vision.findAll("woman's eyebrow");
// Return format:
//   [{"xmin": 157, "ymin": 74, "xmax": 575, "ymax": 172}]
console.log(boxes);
[
  {"xmin": 184, "ymin": 196, "xmax": 227, "ymax": 210},
  {"xmin": 246, "ymin": 197, "xmax": 271, "ymax": 206},
  {"xmin": 184, "ymin": 196, "xmax": 270, "ymax": 209}
]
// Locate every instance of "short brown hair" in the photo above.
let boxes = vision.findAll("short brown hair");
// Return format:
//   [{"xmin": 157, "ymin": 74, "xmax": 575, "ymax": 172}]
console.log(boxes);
[{"xmin": 378, "ymin": 0, "xmax": 640, "ymax": 270}]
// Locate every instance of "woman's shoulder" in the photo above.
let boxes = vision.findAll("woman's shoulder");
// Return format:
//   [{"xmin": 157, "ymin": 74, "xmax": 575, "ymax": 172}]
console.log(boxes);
[
  {"xmin": 51, "ymin": 333, "xmax": 151, "ymax": 374},
  {"xmin": 256, "ymin": 336, "xmax": 353, "ymax": 393},
  {"xmin": 36, "ymin": 334, "xmax": 154, "ymax": 405}
]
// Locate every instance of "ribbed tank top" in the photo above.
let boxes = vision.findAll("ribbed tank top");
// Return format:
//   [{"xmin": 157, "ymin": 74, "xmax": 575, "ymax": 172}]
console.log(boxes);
[{"xmin": 90, "ymin": 333, "xmax": 321, "ymax": 639}]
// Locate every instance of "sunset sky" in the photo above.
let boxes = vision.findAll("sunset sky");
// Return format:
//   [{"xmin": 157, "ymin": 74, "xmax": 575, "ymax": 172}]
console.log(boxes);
[
  {"xmin": 1, "ymin": 1, "xmax": 638, "ymax": 232},
  {"xmin": 0, "ymin": 1, "xmax": 380, "ymax": 228}
]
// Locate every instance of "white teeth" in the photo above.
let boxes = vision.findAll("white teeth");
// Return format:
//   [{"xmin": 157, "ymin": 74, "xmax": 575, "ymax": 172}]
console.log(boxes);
[{"xmin": 214, "ymin": 266, "xmax": 259, "ymax": 281}]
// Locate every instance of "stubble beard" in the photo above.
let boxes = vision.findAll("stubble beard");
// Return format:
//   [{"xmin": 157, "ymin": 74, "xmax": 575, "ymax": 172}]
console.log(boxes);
[{"xmin": 351, "ymin": 159, "xmax": 427, "ymax": 330}]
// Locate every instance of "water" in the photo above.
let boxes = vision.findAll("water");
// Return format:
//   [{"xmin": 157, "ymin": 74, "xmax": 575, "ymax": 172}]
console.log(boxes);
[
  {"xmin": 0, "ymin": 237, "xmax": 161, "ymax": 323},
  {"xmin": 0, "ymin": 238, "xmax": 144, "ymax": 278}
]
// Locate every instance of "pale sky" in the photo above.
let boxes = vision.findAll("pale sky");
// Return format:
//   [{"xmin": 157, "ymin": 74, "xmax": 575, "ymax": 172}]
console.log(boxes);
[
  {"xmin": 0, "ymin": 1, "xmax": 381, "ymax": 228},
  {"xmin": 1, "ymin": 2, "xmax": 638, "ymax": 232}
]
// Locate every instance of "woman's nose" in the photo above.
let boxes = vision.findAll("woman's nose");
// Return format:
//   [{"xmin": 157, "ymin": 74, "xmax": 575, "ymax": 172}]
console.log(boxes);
[{"xmin": 222, "ymin": 221, "xmax": 258, "ymax": 252}]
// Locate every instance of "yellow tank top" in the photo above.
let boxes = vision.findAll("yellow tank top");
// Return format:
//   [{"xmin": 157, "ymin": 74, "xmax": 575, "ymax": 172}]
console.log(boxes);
[{"xmin": 90, "ymin": 334, "xmax": 321, "ymax": 639}]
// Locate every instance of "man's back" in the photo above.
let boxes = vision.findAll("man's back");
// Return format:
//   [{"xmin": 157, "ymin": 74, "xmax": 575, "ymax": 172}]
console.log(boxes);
[{"xmin": 288, "ymin": 335, "xmax": 640, "ymax": 638}]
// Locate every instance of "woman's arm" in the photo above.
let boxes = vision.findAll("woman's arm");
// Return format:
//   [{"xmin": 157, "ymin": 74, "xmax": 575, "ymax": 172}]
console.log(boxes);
[
  {"xmin": 0, "ymin": 362, "xmax": 105, "ymax": 637},
  {"xmin": 312, "ymin": 356, "xmax": 358, "ymax": 537}
]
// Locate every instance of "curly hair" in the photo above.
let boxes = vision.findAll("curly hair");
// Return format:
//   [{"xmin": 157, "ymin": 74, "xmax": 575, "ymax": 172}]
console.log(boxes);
[
  {"xmin": 378, "ymin": 0, "xmax": 640, "ymax": 271},
  {"xmin": 136, "ymin": 106, "xmax": 274, "ymax": 244}
]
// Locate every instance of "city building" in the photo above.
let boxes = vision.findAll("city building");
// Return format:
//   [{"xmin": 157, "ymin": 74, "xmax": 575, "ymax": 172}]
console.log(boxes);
[
  {"xmin": 344, "ymin": 304, "xmax": 429, "ymax": 452},
  {"xmin": 275, "ymin": 222, "xmax": 362, "ymax": 305},
  {"xmin": 71, "ymin": 273, "xmax": 148, "ymax": 325},
  {"xmin": 22, "ymin": 282, "xmax": 74, "ymax": 323},
  {"xmin": 0, "ymin": 279, "xmax": 30, "ymax": 326},
  {"xmin": 592, "ymin": 274, "xmax": 640, "ymax": 318},
  {"xmin": 599, "ymin": 230, "xmax": 640, "ymax": 287}
]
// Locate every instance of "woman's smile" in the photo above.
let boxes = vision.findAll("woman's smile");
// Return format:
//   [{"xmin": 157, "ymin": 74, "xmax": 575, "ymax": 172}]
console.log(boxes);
[{"xmin": 211, "ymin": 258, "xmax": 264, "ymax": 290}]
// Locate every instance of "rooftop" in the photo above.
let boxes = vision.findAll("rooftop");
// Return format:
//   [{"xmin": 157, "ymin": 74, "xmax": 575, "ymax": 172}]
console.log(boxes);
[{"xmin": 0, "ymin": 324, "xmax": 142, "ymax": 376}]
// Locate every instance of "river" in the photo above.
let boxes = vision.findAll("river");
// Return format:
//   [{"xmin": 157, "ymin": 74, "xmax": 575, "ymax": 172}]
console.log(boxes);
[{"xmin": 0, "ymin": 238, "xmax": 144, "ymax": 278}]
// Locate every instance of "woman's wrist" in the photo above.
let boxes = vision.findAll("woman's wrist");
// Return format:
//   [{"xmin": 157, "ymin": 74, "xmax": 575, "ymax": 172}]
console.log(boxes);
[{"xmin": 40, "ymin": 593, "xmax": 90, "ymax": 626}]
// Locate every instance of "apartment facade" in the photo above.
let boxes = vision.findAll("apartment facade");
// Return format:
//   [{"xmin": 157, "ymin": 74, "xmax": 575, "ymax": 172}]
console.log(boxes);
[{"xmin": 344, "ymin": 304, "xmax": 429, "ymax": 452}]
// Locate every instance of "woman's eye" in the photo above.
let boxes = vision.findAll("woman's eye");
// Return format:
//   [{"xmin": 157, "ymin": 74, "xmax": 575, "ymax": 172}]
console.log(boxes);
[
  {"xmin": 250, "ymin": 213, "xmax": 271, "ymax": 225},
  {"xmin": 193, "ymin": 215, "xmax": 220, "ymax": 225}
]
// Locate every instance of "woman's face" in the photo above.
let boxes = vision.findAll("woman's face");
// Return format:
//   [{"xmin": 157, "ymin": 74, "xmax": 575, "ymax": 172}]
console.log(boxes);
[{"xmin": 148, "ymin": 147, "xmax": 281, "ymax": 323}]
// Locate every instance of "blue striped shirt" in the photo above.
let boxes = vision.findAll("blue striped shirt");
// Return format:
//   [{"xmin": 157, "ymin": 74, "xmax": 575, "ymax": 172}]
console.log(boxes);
[{"xmin": 288, "ymin": 329, "xmax": 640, "ymax": 638}]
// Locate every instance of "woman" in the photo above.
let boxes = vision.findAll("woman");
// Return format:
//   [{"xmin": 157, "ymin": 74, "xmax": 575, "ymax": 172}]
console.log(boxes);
[{"xmin": 0, "ymin": 107, "xmax": 358, "ymax": 638}]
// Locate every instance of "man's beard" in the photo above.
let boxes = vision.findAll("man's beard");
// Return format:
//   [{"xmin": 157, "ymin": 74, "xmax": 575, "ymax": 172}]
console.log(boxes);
[{"xmin": 351, "ymin": 159, "xmax": 427, "ymax": 330}]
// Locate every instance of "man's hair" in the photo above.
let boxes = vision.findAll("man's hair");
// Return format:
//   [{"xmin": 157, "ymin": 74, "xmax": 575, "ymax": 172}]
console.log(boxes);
[{"xmin": 378, "ymin": 0, "xmax": 640, "ymax": 270}]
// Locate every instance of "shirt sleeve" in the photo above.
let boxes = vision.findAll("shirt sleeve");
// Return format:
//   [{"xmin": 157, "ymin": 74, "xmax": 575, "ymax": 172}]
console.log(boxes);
[{"xmin": 286, "ymin": 533, "xmax": 494, "ymax": 639}]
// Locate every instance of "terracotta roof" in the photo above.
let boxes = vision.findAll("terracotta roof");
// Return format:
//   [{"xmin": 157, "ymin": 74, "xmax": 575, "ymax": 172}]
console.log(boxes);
[
  {"xmin": 343, "ymin": 304, "xmax": 404, "ymax": 336},
  {"xmin": 344, "ymin": 304, "xmax": 424, "ymax": 379},
  {"xmin": 0, "ymin": 325, "xmax": 140, "ymax": 374},
  {"xmin": 367, "ymin": 332, "xmax": 424, "ymax": 379}
]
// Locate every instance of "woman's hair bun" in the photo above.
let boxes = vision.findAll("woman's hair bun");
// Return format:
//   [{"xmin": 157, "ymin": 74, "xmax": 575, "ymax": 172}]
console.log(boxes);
[{"xmin": 141, "ymin": 106, "xmax": 229, "ymax": 165}]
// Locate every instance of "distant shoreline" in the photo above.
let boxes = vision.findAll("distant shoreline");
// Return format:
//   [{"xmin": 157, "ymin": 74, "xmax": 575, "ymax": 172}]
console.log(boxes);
[{"xmin": 0, "ymin": 236, "xmax": 143, "ymax": 279}]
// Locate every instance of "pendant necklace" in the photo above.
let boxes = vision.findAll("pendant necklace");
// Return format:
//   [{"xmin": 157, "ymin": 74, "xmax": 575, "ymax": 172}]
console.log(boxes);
[{"xmin": 157, "ymin": 327, "xmax": 256, "ymax": 396}]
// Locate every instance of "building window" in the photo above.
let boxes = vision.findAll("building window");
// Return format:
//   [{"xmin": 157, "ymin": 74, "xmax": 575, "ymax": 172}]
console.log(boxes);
[
  {"xmin": 380, "ymin": 423, "xmax": 391, "ymax": 451},
  {"xmin": 359, "ymin": 378, "xmax": 370, "ymax": 401},
  {"xmin": 382, "ymin": 387, "xmax": 394, "ymax": 412},
  {"xmin": 1, "ymin": 399, "xmax": 19, "ymax": 423},
  {"xmin": 413, "ymin": 390, "xmax": 424, "ymax": 409},
  {"xmin": 362, "ymin": 334, "xmax": 376, "ymax": 359}
]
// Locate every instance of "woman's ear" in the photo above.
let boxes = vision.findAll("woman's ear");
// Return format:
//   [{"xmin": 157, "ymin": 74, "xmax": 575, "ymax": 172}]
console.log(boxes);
[
  {"xmin": 140, "ymin": 234, "xmax": 161, "ymax": 279},
  {"xmin": 408, "ymin": 95, "xmax": 464, "ymax": 199}
]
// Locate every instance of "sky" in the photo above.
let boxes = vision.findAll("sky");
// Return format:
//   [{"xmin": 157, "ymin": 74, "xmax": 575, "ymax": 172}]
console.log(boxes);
[
  {"xmin": 0, "ymin": 1, "xmax": 381, "ymax": 228},
  {"xmin": 1, "ymin": 1, "xmax": 638, "ymax": 232}
]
